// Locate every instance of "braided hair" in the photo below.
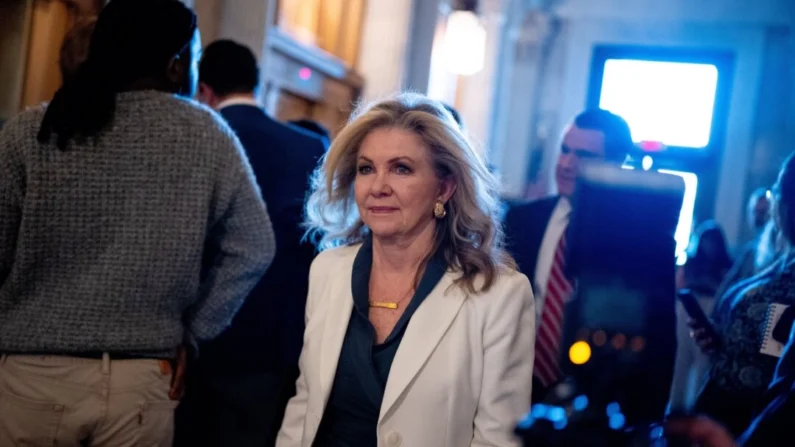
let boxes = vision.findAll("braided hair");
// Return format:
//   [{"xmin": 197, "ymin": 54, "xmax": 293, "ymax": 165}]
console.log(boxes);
[{"xmin": 38, "ymin": 0, "xmax": 197, "ymax": 150}]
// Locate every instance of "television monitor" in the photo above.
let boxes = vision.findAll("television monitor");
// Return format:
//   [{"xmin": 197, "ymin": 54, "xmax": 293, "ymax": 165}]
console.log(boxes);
[{"xmin": 598, "ymin": 59, "xmax": 719, "ymax": 149}]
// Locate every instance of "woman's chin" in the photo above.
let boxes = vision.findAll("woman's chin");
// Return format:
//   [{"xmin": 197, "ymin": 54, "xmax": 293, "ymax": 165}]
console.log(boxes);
[{"xmin": 368, "ymin": 225, "xmax": 401, "ymax": 240}]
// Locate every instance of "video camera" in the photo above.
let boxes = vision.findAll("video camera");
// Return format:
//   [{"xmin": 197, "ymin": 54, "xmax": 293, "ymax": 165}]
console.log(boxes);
[{"xmin": 516, "ymin": 163, "xmax": 685, "ymax": 446}]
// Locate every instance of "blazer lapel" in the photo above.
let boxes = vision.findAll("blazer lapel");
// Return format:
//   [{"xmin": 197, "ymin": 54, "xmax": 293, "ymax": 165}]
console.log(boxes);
[
  {"xmin": 318, "ymin": 257, "xmax": 355, "ymax": 410},
  {"xmin": 379, "ymin": 273, "xmax": 465, "ymax": 422}
]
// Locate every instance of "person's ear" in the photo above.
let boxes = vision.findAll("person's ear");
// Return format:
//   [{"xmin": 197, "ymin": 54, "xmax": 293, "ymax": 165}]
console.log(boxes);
[
  {"xmin": 437, "ymin": 176, "xmax": 457, "ymax": 204},
  {"xmin": 196, "ymin": 82, "xmax": 214, "ymax": 104},
  {"xmin": 167, "ymin": 52, "xmax": 187, "ymax": 89}
]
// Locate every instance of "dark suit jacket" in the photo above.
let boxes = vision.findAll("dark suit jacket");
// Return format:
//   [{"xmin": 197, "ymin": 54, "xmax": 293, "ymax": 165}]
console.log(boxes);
[
  {"xmin": 201, "ymin": 104, "xmax": 327, "ymax": 374},
  {"xmin": 503, "ymin": 196, "xmax": 561, "ymax": 404},
  {"xmin": 503, "ymin": 196, "xmax": 561, "ymax": 289}
]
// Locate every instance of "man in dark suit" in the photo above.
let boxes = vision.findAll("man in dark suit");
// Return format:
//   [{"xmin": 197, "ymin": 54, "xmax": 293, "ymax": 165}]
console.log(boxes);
[
  {"xmin": 176, "ymin": 40, "xmax": 327, "ymax": 447},
  {"xmin": 505, "ymin": 109, "xmax": 675, "ymax": 423},
  {"xmin": 504, "ymin": 109, "xmax": 633, "ymax": 285}
]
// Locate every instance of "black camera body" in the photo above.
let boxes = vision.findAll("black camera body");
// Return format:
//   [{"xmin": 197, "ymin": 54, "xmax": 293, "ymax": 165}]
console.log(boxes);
[{"xmin": 516, "ymin": 163, "xmax": 685, "ymax": 446}]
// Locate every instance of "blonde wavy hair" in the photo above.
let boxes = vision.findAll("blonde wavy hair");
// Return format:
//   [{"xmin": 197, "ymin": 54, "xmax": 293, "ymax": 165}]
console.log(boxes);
[{"xmin": 305, "ymin": 93, "xmax": 514, "ymax": 293}]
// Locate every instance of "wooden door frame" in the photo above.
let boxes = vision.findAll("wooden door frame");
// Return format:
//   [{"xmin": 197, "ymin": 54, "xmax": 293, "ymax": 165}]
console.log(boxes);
[{"xmin": 19, "ymin": 0, "xmax": 99, "ymax": 109}]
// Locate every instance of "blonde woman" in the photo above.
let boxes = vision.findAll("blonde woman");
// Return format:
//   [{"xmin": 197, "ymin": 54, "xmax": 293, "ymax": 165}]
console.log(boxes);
[{"xmin": 276, "ymin": 94, "xmax": 535, "ymax": 447}]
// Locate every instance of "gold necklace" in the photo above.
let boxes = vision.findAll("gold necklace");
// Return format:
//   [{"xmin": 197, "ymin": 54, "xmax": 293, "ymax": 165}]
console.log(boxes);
[
  {"xmin": 370, "ymin": 301, "xmax": 399, "ymax": 309},
  {"xmin": 369, "ymin": 286, "xmax": 414, "ymax": 310}
]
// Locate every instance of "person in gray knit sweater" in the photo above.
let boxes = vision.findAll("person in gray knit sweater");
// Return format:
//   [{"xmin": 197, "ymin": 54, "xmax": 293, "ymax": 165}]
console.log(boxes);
[{"xmin": 0, "ymin": 0, "xmax": 274, "ymax": 445}]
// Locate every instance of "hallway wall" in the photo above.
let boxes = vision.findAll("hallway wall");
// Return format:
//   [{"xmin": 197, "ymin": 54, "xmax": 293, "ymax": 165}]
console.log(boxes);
[{"xmin": 357, "ymin": 0, "xmax": 416, "ymax": 101}]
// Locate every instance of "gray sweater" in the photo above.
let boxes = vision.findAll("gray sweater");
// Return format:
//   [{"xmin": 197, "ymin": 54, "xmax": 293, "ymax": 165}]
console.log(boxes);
[{"xmin": 0, "ymin": 91, "xmax": 275, "ymax": 356}]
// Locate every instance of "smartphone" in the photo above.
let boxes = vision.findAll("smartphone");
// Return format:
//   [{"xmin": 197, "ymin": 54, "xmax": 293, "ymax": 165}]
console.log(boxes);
[{"xmin": 677, "ymin": 289, "xmax": 718, "ymax": 341}]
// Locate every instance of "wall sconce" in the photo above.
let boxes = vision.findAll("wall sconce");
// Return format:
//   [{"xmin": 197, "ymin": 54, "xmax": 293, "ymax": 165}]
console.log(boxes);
[{"xmin": 442, "ymin": 0, "xmax": 486, "ymax": 76}]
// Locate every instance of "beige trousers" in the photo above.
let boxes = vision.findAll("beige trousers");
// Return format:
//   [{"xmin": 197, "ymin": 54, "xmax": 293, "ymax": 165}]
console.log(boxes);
[{"xmin": 0, "ymin": 354, "xmax": 177, "ymax": 447}]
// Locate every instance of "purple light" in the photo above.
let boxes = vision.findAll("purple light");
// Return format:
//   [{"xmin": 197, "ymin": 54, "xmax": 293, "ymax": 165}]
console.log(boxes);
[{"xmin": 298, "ymin": 67, "xmax": 312, "ymax": 81}]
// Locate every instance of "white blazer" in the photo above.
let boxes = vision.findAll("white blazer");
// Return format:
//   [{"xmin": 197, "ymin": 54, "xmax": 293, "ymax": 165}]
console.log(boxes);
[{"xmin": 276, "ymin": 244, "xmax": 536, "ymax": 447}]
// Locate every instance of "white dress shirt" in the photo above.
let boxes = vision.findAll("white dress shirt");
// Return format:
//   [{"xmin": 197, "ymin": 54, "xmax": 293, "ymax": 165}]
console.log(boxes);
[{"xmin": 533, "ymin": 197, "xmax": 571, "ymax": 324}]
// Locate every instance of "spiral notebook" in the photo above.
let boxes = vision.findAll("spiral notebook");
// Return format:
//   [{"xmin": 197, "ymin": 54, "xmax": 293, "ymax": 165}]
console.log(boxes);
[{"xmin": 760, "ymin": 303, "xmax": 791, "ymax": 358}]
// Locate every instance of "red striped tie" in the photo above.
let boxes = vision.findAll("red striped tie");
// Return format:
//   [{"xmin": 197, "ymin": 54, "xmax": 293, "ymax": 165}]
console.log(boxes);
[{"xmin": 534, "ymin": 235, "xmax": 573, "ymax": 387}]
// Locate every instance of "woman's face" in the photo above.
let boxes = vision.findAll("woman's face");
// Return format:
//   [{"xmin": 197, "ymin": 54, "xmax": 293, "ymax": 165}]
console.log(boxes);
[{"xmin": 354, "ymin": 127, "xmax": 454, "ymax": 243}]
